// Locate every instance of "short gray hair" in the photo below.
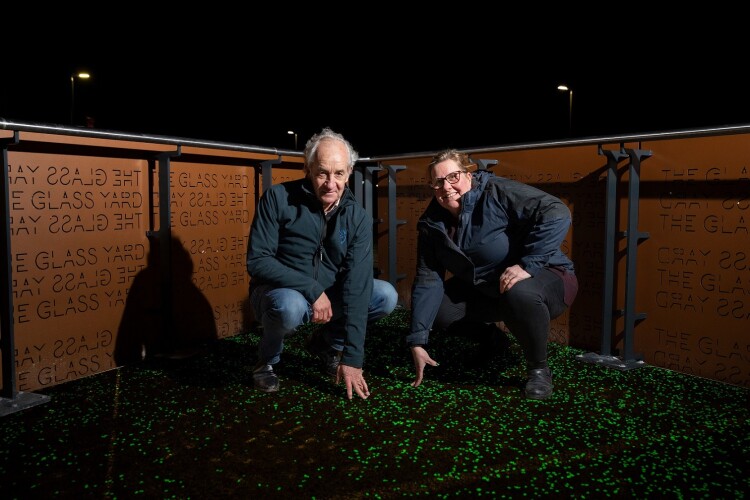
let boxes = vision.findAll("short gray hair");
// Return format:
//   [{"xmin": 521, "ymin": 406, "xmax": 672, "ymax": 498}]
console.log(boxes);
[{"xmin": 303, "ymin": 127, "xmax": 359, "ymax": 170}]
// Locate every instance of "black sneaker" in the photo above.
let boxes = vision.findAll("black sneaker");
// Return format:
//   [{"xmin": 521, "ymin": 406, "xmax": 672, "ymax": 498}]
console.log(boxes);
[
  {"xmin": 253, "ymin": 363, "xmax": 279, "ymax": 392},
  {"xmin": 305, "ymin": 330, "xmax": 341, "ymax": 377},
  {"xmin": 524, "ymin": 367, "xmax": 553, "ymax": 400}
]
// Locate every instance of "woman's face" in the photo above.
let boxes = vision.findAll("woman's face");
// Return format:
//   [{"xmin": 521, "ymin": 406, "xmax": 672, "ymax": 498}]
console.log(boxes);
[{"xmin": 430, "ymin": 159, "xmax": 472, "ymax": 212}]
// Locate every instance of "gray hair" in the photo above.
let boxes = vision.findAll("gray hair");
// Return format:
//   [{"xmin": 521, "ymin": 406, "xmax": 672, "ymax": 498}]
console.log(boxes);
[{"xmin": 303, "ymin": 127, "xmax": 359, "ymax": 171}]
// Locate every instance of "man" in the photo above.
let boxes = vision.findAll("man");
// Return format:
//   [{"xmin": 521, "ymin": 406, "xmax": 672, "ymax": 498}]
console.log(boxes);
[{"xmin": 246, "ymin": 127, "xmax": 398, "ymax": 400}]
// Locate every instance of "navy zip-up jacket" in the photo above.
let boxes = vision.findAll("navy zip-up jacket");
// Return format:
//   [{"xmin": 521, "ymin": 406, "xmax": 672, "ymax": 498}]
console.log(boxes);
[
  {"xmin": 246, "ymin": 177, "xmax": 374, "ymax": 368},
  {"xmin": 407, "ymin": 170, "xmax": 574, "ymax": 347}
]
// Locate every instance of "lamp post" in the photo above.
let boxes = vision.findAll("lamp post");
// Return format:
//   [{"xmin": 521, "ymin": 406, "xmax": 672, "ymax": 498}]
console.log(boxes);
[
  {"xmin": 70, "ymin": 72, "xmax": 91, "ymax": 125},
  {"xmin": 557, "ymin": 84, "xmax": 573, "ymax": 136},
  {"xmin": 287, "ymin": 130, "xmax": 298, "ymax": 149}
]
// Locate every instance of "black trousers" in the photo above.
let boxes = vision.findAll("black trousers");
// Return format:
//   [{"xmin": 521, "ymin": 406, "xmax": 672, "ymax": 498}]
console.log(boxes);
[{"xmin": 433, "ymin": 267, "xmax": 575, "ymax": 367}]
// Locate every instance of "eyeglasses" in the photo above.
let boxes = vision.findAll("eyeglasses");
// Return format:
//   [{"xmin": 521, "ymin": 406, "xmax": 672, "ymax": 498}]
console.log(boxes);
[{"xmin": 429, "ymin": 170, "xmax": 463, "ymax": 190}]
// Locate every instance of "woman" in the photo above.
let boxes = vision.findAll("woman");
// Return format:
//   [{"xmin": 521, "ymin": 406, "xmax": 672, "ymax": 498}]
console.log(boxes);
[{"xmin": 407, "ymin": 149, "xmax": 578, "ymax": 400}]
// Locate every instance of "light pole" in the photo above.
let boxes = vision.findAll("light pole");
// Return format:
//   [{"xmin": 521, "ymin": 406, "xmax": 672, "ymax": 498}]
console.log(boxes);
[
  {"xmin": 557, "ymin": 84, "xmax": 573, "ymax": 136},
  {"xmin": 287, "ymin": 130, "xmax": 298, "ymax": 149},
  {"xmin": 70, "ymin": 72, "xmax": 91, "ymax": 125}
]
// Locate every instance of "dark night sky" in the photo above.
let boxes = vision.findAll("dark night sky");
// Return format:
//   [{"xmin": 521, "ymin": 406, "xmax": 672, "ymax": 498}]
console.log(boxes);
[{"xmin": 2, "ymin": 14, "xmax": 748, "ymax": 158}]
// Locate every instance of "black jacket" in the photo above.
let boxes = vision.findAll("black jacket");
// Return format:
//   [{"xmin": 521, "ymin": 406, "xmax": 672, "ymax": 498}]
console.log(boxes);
[
  {"xmin": 246, "ymin": 178, "xmax": 374, "ymax": 367},
  {"xmin": 407, "ymin": 170, "xmax": 574, "ymax": 346}
]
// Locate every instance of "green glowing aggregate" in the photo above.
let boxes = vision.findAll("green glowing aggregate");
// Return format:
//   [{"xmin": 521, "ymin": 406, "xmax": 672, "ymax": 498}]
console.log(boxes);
[{"xmin": 0, "ymin": 308, "xmax": 748, "ymax": 498}]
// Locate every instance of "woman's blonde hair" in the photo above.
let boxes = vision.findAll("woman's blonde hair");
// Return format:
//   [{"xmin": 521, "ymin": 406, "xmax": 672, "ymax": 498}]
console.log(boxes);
[{"xmin": 426, "ymin": 149, "xmax": 472, "ymax": 177}]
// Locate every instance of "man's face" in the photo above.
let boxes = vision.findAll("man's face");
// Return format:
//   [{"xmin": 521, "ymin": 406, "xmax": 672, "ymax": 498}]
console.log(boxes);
[{"xmin": 307, "ymin": 139, "xmax": 351, "ymax": 211}]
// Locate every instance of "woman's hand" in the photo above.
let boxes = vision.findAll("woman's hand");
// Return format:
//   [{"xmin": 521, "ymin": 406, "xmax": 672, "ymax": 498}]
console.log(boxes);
[
  {"xmin": 410, "ymin": 346, "xmax": 439, "ymax": 387},
  {"xmin": 499, "ymin": 264, "xmax": 531, "ymax": 294}
]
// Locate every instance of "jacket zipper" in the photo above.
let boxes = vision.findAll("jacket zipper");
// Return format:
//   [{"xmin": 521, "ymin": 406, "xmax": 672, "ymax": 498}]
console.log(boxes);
[{"xmin": 314, "ymin": 213, "xmax": 327, "ymax": 279}]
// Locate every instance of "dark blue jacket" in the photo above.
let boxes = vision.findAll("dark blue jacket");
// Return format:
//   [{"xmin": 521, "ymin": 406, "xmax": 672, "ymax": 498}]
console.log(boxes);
[
  {"xmin": 246, "ymin": 178, "xmax": 374, "ymax": 367},
  {"xmin": 407, "ymin": 170, "xmax": 574, "ymax": 346}
]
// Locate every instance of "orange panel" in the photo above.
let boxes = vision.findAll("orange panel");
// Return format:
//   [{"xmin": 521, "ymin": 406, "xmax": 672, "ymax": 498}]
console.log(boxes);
[
  {"xmin": 381, "ymin": 138, "xmax": 750, "ymax": 388},
  {"xmin": 5, "ymin": 139, "xmax": 303, "ymax": 392},
  {"xmin": 4, "ymin": 127, "xmax": 749, "ymax": 391}
]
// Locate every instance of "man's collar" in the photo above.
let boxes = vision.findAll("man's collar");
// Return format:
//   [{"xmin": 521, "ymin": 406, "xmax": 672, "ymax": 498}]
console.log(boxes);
[{"xmin": 324, "ymin": 198, "xmax": 341, "ymax": 216}]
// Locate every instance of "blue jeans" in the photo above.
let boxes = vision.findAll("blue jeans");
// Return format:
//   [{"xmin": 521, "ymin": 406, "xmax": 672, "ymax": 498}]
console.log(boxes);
[{"xmin": 250, "ymin": 279, "xmax": 398, "ymax": 365}]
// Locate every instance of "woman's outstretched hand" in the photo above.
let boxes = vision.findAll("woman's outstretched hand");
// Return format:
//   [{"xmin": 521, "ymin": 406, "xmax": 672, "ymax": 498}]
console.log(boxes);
[{"xmin": 410, "ymin": 345, "xmax": 439, "ymax": 387}]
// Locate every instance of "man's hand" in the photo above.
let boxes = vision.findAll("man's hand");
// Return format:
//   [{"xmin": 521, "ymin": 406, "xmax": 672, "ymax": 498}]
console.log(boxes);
[
  {"xmin": 310, "ymin": 292, "xmax": 333, "ymax": 323},
  {"xmin": 337, "ymin": 364, "xmax": 370, "ymax": 400},
  {"xmin": 410, "ymin": 346, "xmax": 439, "ymax": 387}
]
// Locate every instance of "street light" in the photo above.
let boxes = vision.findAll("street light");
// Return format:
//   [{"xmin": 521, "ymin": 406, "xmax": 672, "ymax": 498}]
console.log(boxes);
[
  {"xmin": 557, "ymin": 84, "xmax": 573, "ymax": 136},
  {"xmin": 287, "ymin": 130, "xmax": 298, "ymax": 149},
  {"xmin": 70, "ymin": 71, "xmax": 91, "ymax": 125}
]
